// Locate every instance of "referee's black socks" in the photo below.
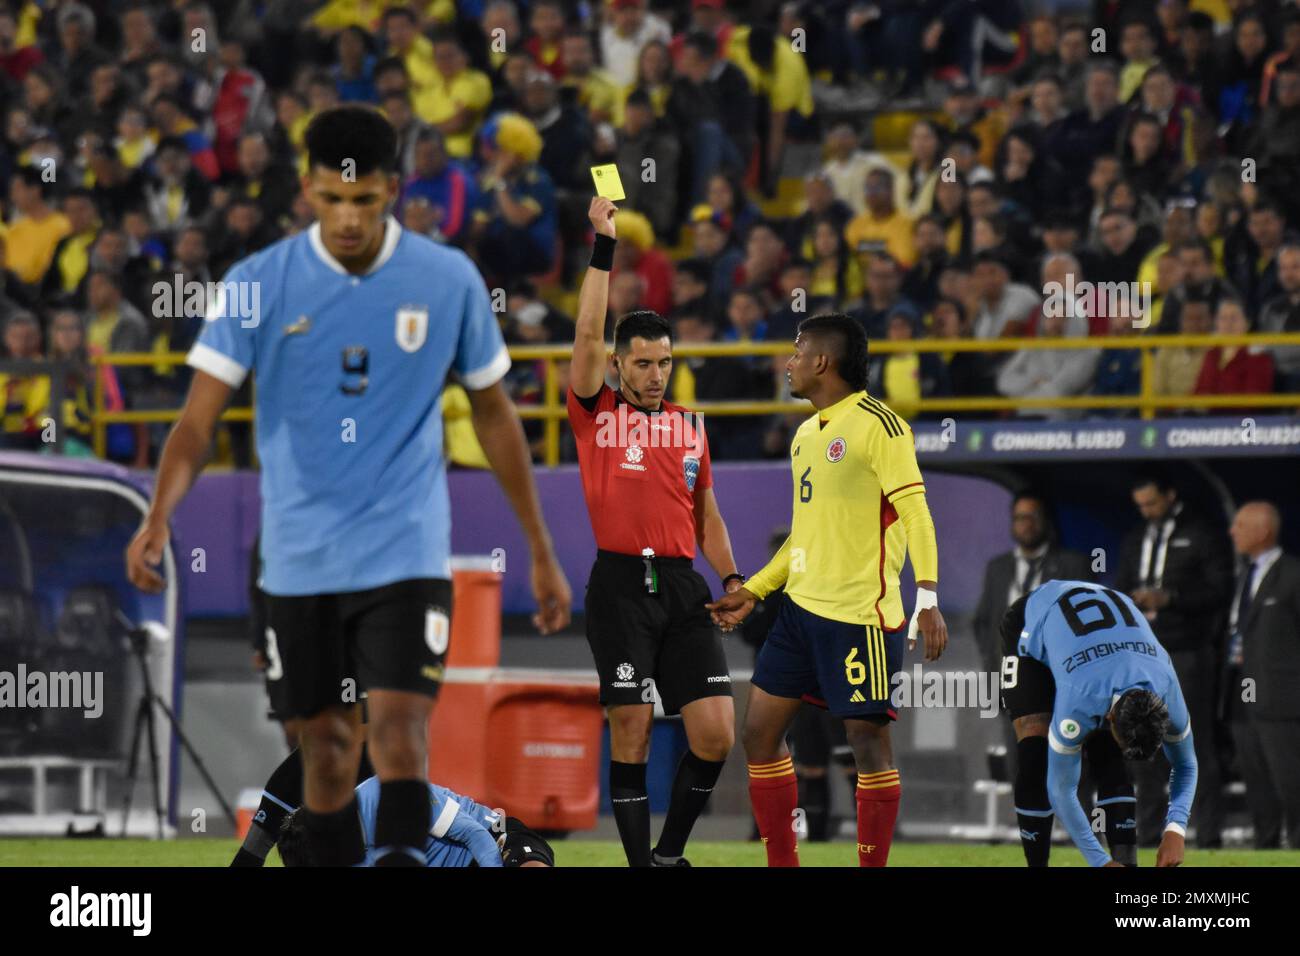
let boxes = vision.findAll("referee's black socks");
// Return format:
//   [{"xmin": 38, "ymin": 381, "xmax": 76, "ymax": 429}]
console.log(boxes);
[
  {"xmin": 1085, "ymin": 732, "xmax": 1138, "ymax": 866},
  {"xmin": 374, "ymin": 779, "xmax": 430, "ymax": 866},
  {"xmin": 610, "ymin": 761, "xmax": 652, "ymax": 867},
  {"xmin": 1014, "ymin": 736, "xmax": 1053, "ymax": 868},
  {"xmin": 653, "ymin": 750, "xmax": 726, "ymax": 863}
]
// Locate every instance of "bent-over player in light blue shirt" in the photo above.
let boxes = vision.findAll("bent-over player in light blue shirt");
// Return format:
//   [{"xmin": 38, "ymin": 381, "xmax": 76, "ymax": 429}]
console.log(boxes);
[{"xmin": 1016, "ymin": 580, "xmax": 1198, "ymax": 867}]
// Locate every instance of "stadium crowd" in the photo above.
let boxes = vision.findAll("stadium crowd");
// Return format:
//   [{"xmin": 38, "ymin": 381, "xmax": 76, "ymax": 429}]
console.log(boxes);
[{"xmin": 0, "ymin": 0, "xmax": 1298, "ymax": 464}]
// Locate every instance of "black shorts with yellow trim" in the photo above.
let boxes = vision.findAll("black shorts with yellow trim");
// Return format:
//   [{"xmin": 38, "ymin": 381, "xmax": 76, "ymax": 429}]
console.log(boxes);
[
  {"xmin": 264, "ymin": 578, "xmax": 451, "ymax": 720},
  {"xmin": 751, "ymin": 595, "xmax": 902, "ymax": 719}
]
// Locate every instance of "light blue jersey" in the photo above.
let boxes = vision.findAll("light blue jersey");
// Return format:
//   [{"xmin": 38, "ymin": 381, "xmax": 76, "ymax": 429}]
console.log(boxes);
[
  {"xmin": 354, "ymin": 776, "xmax": 504, "ymax": 867},
  {"xmin": 1019, "ymin": 580, "xmax": 1198, "ymax": 866},
  {"xmin": 187, "ymin": 217, "xmax": 509, "ymax": 595}
]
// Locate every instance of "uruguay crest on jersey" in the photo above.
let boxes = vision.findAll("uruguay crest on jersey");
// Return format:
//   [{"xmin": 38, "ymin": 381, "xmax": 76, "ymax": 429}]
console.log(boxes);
[{"xmin": 396, "ymin": 304, "xmax": 428, "ymax": 352}]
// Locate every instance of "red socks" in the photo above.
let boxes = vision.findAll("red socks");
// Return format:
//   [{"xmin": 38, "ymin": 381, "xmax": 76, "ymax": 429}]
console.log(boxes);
[
  {"xmin": 855, "ymin": 769, "xmax": 901, "ymax": 867},
  {"xmin": 750, "ymin": 759, "xmax": 901, "ymax": 867},
  {"xmin": 748, "ymin": 757, "xmax": 799, "ymax": 867}
]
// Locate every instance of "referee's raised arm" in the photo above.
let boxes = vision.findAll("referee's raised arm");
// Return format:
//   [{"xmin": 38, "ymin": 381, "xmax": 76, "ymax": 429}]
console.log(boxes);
[{"xmin": 572, "ymin": 197, "xmax": 618, "ymax": 398}]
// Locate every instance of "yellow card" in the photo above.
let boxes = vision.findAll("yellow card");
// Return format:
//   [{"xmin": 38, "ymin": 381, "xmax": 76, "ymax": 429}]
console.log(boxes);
[{"xmin": 590, "ymin": 164, "xmax": 626, "ymax": 201}]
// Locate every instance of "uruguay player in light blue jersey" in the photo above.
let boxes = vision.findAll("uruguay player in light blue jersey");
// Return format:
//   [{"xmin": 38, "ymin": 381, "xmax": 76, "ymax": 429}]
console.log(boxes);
[
  {"xmin": 126, "ymin": 105, "xmax": 572, "ymax": 868},
  {"xmin": 277, "ymin": 776, "xmax": 555, "ymax": 867},
  {"xmin": 355, "ymin": 776, "xmax": 502, "ymax": 867},
  {"xmin": 1000, "ymin": 580, "xmax": 1197, "ymax": 868}
]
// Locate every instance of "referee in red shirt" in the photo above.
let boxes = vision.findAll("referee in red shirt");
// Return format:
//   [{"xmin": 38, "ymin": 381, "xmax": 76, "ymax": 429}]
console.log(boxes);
[{"xmin": 569, "ymin": 197, "xmax": 743, "ymax": 867}]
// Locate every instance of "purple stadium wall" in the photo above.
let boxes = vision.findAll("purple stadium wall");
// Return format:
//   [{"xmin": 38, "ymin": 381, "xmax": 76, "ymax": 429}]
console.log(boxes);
[{"xmin": 173, "ymin": 466, "xmax": 1011, "ymax": 619}]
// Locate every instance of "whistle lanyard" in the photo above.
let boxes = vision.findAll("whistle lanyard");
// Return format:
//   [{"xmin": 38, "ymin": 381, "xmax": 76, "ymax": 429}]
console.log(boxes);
[{"xmin": 641, "ymin": 547, "xmax": 659, "ymax": 595}]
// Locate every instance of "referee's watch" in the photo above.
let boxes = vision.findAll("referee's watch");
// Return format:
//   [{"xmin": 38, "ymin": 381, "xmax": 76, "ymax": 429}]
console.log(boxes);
[{"xmin": 722, "ymin": 573, "xmax": 746, "ymax": 590}]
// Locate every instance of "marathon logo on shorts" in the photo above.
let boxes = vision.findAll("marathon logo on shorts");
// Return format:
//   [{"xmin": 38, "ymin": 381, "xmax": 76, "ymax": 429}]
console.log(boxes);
[
  {"xmin": 612, "ymin": 661, "xmax": 637, "ymax": 688},
  {"xmin": 826, "ymin": 437, "xmax": 847, "ymax": 462},
  {"xmin": 683, "ymin": 455, "xmax": 700, "ymax": 491}
]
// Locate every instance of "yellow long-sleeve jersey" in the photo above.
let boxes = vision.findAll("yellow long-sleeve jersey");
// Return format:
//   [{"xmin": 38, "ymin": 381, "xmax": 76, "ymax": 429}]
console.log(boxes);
[{"xmin": 746, "ymin": 391, "xmax": 938, "ymax": 629}]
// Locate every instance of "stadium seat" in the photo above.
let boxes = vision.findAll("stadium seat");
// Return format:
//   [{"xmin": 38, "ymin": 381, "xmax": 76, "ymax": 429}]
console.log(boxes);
[
  {"xmin": 0, "ymin": 587, "xmax": 41, "ymax": 654},
  {"xmin": 54, "ymin": 587, "xmax": 120, "ymax": 657},
  {"xmin": 50, "ymin": 587, "xmax": 130, "ymax": 757},
  {"xmin": 757, "ymin": 177, "xmax": 811, "ymax": 221},
  {"xmin": 0, "ymin": 588, "xmax": 44, "ymax": 754},
  {"xmin": 871, "ymin": 111, "xmax": 945, "ymax": 151}
]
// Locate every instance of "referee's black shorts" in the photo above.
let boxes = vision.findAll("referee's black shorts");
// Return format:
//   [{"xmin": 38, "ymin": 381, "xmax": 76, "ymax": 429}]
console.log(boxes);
[
  {"xmin": 584, "ymin": 550, "xmax": 732, "ymax": 715},
  {"xmin": 264, "ymin": 577, "xmax": 451, "ymax": 720}
]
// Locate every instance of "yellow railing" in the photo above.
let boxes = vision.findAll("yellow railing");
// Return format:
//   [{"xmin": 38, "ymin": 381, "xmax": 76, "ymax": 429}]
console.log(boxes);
[{"xmin": 86, "ymin": 333, "xmax": 1300, "ymax": 465}]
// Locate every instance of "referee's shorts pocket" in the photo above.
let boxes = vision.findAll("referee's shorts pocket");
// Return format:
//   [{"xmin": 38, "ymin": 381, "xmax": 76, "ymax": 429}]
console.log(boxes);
[{"xmin": 583, "ymin": 580, "xmax": 657, "ymax": 709}]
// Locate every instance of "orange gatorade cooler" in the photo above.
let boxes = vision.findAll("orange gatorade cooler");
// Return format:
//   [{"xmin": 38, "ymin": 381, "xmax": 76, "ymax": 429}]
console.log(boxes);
[
  {"xmin": 446, "ymin": 557, "xmax": 504, "ymax": 668},
  {"xmin": 428, "ymin": 560, "xmax": 602, "ymax": 832}
]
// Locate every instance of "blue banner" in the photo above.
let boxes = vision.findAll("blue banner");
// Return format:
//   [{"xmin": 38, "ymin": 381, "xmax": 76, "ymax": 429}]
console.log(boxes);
[{"xmin": 912, "ymin": 416, "xmax": 1300, "ymax": 462}]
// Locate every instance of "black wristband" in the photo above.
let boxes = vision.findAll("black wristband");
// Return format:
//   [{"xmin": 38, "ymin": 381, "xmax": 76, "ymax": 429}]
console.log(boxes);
[
  {"xmin": 590, "ymin": 233, "xmax": 616, "ymax": 271},
  {"xmin": 722, "ymin": 573, "xmax": 746, "ymax": 589}
]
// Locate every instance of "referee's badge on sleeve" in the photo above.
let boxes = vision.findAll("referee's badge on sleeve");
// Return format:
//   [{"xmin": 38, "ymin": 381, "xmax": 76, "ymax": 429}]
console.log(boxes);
[
  {"xmin": 683, "ymin": 455, "xmax": 700, "ymax": 492},
  {"xmin": 396, "ymin": 305, "xmax": 429, "ymax": 353}
]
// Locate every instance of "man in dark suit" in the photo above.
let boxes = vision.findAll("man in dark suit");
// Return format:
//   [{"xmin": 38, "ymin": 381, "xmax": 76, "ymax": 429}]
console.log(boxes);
[
  {"xmin": 1116, "ymin": 476, "xmax": 1232, "ymax": 847},
  {"xmin": 974, "ymin": 491, "xmax": 1091, "ymax": 676},
  {"xmin": 1226, "ymin": 501, "xmax": 1300, "ymax": 849}
]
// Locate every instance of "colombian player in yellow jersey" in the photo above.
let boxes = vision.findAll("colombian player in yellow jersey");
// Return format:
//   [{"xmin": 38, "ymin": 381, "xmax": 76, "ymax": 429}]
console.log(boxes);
[{"xmin": 707, "ymin": 313, "xmax": 948, "ymax": 867}]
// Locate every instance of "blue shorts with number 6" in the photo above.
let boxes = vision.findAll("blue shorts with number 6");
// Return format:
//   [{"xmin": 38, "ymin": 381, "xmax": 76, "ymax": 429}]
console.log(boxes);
[{"xmin": 752, "ymin": 595, "xmax": 903, "ymax": 719}]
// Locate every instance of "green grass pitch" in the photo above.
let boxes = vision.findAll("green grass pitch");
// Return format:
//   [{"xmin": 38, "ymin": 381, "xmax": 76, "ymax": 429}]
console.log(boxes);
[{"xmin": 1, "ymin": 840, "xmax": 1296, "ymax": 867}]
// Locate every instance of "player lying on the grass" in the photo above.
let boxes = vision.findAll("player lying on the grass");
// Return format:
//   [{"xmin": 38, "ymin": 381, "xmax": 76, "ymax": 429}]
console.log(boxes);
[
  {"xmin": 707, "ymin": 314, "xmax": 948, "ymax": 867},
  {"xmin": 278, "ymin": 775, "xmax": 554, "ymax": 867},
  {"xmin": 232, "ymin": 741, "xmax": 554, "ymax": 867},
  {"xmin": 1001, "ymin": 580, "xmax": 1198, "ymax": 868}
]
